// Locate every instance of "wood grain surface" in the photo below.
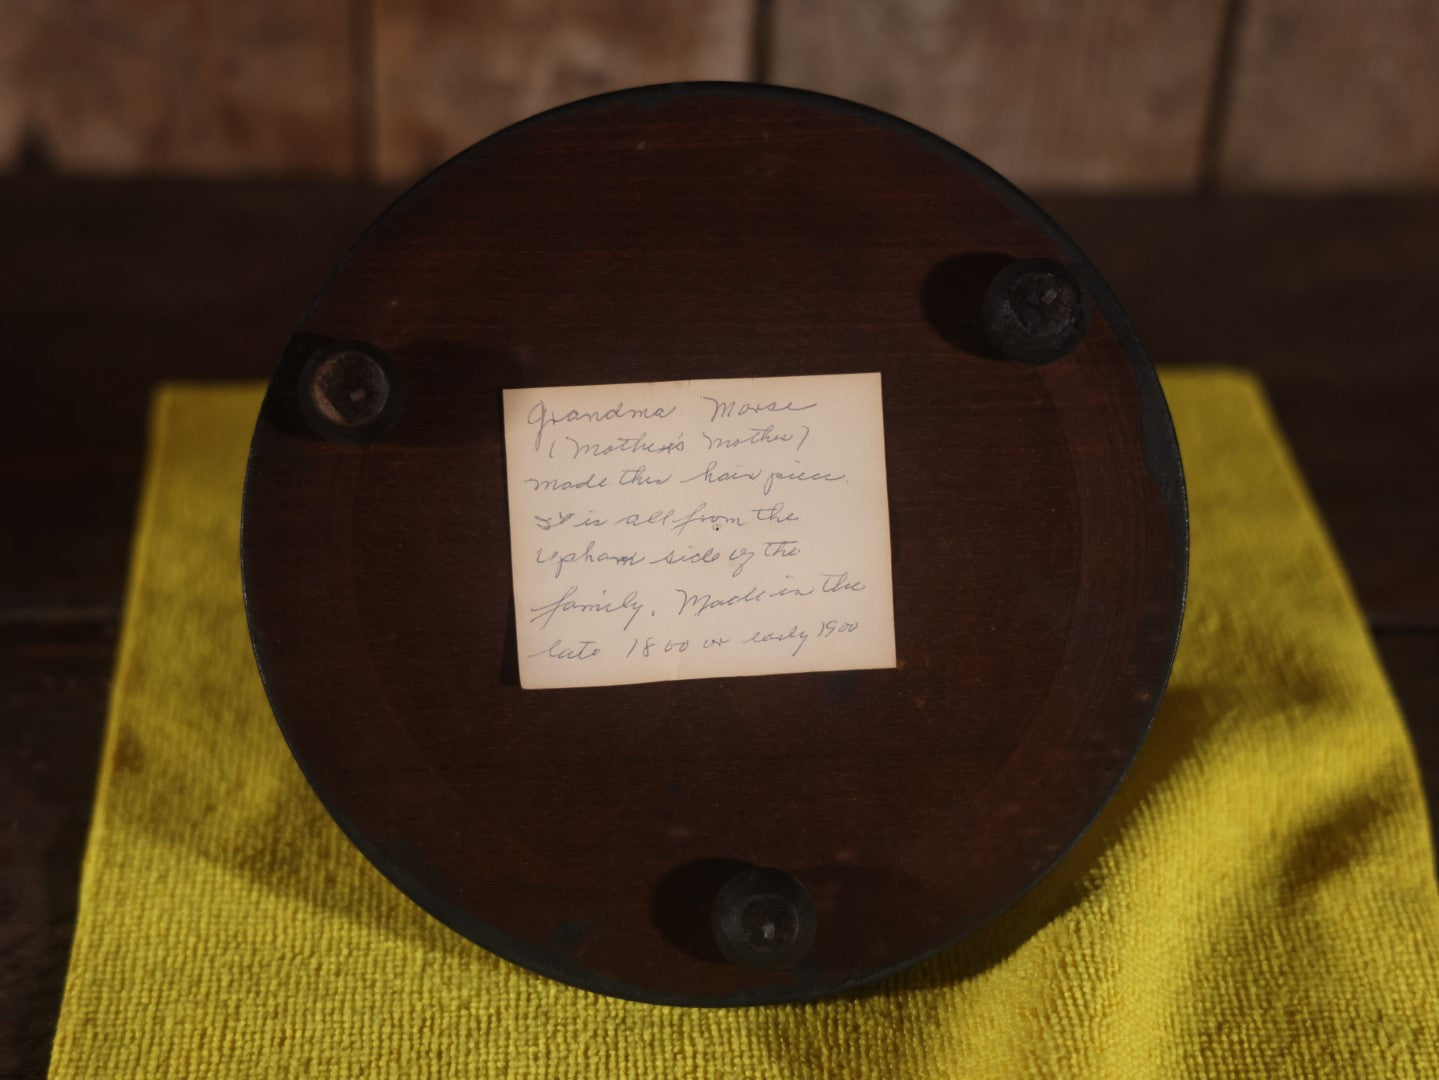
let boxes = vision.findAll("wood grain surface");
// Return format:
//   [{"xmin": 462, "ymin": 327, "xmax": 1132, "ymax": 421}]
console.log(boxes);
[
  {"xmin": 1044, "ymin": 194, "xmax": 1439, "ymax": 622},
  {"xmin": 243, "ymin": 85, "xmax": 1185, "ymax": 1004},
  {"xmin": 1, "ymin": 175, "xmax": 1435, "ymax": 1067}
]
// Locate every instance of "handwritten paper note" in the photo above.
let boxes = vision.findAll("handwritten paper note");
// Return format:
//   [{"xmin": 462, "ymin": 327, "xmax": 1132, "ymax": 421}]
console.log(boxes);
[{"xmin": 502, "ymin": 373, "xmax": 896, "ymax": 689}]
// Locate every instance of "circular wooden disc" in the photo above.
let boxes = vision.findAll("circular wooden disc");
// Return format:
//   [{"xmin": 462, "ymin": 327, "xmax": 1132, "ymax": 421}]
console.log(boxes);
[{"xmin": 242, "ymin": 84, "xmax": 1186, "ymax": 1006}]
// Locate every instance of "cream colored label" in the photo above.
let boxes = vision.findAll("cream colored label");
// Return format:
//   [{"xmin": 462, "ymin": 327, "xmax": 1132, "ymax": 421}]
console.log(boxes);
[{"xmin": 502, "ymin": 373, "xmax": 896, "ymax": 689}]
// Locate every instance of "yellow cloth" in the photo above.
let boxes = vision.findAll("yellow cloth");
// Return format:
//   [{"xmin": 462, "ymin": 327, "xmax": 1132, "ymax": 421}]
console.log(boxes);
[{"xmin": 50, "ymin": 370, "xmax": 1439, "ymax": 1079}]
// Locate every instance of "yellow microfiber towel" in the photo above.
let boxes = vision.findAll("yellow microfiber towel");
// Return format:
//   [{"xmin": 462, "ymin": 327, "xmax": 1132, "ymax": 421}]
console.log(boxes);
[{"xmin": 48, "ymin": 370, "xmax": 1439, "ymax": 1079}]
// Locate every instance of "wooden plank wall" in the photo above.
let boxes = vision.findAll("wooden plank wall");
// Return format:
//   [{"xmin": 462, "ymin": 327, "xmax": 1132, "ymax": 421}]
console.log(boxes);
[
  {"xmin": 7, "ymin": 0, "xmax": 360, "ymax": 176},
  {"xmin": 1220, "ymin": 0, "xmax": 1439, "ymax": 188},
  {"xmin": 4, "ymin": 0, "xmax": 1438, "ymax": 190},
  {"xmin": 771, "ymin": 0, "xmax": 1232, "ymax": 190},
  {"xmin": 372, "ymin": 0, "xmax": 753, "ymax": 180}
]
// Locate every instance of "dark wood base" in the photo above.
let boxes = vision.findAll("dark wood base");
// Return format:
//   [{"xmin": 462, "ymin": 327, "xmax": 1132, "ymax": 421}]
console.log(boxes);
[{"xmin": 2, "ymin": 175, "xmax": 1434, "ymax": 1070}]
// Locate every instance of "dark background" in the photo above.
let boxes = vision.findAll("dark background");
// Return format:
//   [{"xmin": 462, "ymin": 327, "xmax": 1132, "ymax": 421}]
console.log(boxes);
[{"xmin": 3, "ymin": 2, "xmax": 1437, "ymax": 1076}]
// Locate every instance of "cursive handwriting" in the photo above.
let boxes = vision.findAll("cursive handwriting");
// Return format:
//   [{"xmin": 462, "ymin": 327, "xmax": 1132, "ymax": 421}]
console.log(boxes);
[
  {"xmin": 675, "ymin": 585, "xmax": 767, "ymax": 616},
  {"xmin": 527, "ymin": 638, "xmax": 602, "ymax": 661},
  {"xmin": 743, "ymin": 624, "xmax": 810, "ymax": 656},
  {"xmin": 700, "ymin": 424, "xmax": 810, "ymax": 453},
  {"xmin": 536, "ymin": 541, "xmax": 646, "ymax": 579},
  {"xmin": 565, "ymin": 432, "xmax": 686, "ymax": 459},
  {"xmin": 702, "ymin": 396, "xmax": 817, "ymax": 424},
  {"xmin": 524, "ymin": 472, "xmax": 608, "ymax": 492},
  {"xmin": 682, "ymin": 460, "xmax": 848, "ymax": 497},
  {"xmin": 529, "ymin": 584, "xmax": 644, "ymax": 632},
  {"xmin": 671, "ymin": 575, "xmax": 825, "ymax": 617},
  {"xmin": 527, "ymin": 399, "xmax": 677, "ymax": 452},
  {"xmin": 504, "ymin": 373, "xmax": 893, "ymax": 687}
]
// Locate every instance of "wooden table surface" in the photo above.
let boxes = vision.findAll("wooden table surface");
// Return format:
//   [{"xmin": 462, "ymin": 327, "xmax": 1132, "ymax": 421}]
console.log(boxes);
[{"xmin": 2, "ymin": 178, "xmax": 1435, "ymax": 1076}]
